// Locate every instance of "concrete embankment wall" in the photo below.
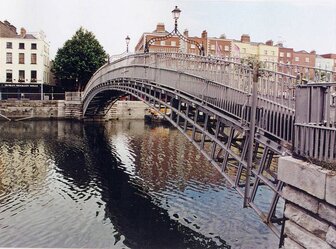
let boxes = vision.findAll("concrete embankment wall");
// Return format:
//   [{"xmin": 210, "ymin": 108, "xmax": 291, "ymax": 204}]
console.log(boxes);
[
  {"xmin": 278, "ymin": 157, "xmax": 336, "ymax": 249},
  {"xmin": 0, "ymin": 100, "xmax": 148, "ymax": 121},
  {"xmin": 105, "ymin": 100, "xmax": 148, "ymax": 120},
  {"xmin": 0, "ymin": 100, "xmax": 65, "ymax": 120}
]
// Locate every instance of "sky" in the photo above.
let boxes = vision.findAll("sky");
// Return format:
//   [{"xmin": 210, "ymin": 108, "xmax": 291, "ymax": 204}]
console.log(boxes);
[{"xmin": 1, "ymin": 0, "xmax": 335, "ymax": 59}]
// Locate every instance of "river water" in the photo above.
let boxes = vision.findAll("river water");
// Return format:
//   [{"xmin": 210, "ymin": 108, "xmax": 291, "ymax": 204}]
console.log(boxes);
[{"xmin": 0, "ymin": 120, "xmax": 278, "ymax": 248}]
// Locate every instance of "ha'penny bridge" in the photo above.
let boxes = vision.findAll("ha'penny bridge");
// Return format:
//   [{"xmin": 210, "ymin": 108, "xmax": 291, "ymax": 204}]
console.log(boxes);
[{"xmin": 70, "ymin": 52, "xmax": 336, "ymax": 240}]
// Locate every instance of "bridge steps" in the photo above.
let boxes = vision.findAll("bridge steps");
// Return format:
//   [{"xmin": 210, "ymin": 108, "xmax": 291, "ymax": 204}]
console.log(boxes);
[{"xmin": 64, "ymin": 101, "xmax": 82, "ymax": 120}]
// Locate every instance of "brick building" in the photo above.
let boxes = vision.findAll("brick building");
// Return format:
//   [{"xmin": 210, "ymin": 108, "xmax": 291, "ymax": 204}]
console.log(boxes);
[
  {"xmin": 292, "ymin": 50, "xmax": 316, "ymax": 79},
  {"xmin": 135, "ymin": 23, "xmax": 180, "ymax": 53},
  {"xmin": 135, "ymin": 23, "xmax": 232, "ymax": 57},
  {"xmin": 277, "ymin": 43, "xmax": 294, "ymax": 65}
]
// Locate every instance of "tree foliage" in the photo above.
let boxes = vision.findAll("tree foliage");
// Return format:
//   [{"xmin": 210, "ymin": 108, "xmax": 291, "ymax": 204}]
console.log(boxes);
[{"xmin": 52, "ymin": 27, "xmax": 107, "ymax": 91}]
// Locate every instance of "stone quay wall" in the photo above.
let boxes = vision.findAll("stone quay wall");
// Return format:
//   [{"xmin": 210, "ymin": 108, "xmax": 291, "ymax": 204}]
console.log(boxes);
[
  {"xmin": 0, "ymin": 100, "xmax": 148, "ymax": 121},
  {"xmin": 105, "ymin": 100, "xmax": 148, "ymax": 120},
  {"xmin": 278, "ymin": 156, "xmax": 336, "ymax": 249}
]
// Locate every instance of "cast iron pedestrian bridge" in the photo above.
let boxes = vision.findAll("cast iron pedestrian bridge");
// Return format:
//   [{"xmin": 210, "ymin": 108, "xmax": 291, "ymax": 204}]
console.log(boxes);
[{"xmin": 75, "ymin": 52, "xmax": 336, "ymax": 238}]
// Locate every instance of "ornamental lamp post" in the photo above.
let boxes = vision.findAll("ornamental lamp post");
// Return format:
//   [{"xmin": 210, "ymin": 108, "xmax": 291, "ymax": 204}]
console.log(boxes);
[
  {"xmin": 172, "ymin": 6, "xmax": 181, "ymax": 31},
  {"xmin": 125, "ymin": 35, "xmax": 130, "ymax": 53}
]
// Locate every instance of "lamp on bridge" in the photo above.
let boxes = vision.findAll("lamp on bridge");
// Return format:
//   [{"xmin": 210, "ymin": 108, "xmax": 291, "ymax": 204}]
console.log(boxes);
[
  {"xmin": 125, "ymin": 35, "xmax": 130, "ymax": 53},
  {"xmin": 144, "ymin": 6, "xmax": 204, "ymax": 56},
  {"xmin": 172, "ymin": 5, "xmax": 181, "ymax": 32}
]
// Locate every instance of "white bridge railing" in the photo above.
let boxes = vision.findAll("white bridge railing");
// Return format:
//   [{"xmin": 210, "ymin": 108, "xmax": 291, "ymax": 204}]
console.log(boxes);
[{"xmin": 83, "ymin": 52, "xmax": 336, "ymax": 155}]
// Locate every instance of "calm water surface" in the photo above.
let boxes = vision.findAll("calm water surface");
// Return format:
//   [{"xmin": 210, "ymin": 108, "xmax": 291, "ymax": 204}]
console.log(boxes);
[{"xmin": 0, "ymin": 120, "xmax": 278, "ymax": 248}]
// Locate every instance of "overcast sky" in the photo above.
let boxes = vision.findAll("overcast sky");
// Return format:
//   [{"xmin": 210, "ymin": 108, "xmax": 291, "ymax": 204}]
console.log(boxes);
[{"xmin": 1, "ymin": 0, "xmax": 335, "ymax": 58}]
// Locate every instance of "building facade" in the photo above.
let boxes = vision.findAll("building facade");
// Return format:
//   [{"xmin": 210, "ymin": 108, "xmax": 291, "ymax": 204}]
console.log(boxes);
[
  {"xmin": 321, "ymin": 53, "xmax": 336, "ymax": 72},
  {"xmin": 207, "ymin": 36, "xmax": 232, "ymax": 58},
  {"xmin": 292, "ymin": 50, "xmax": 316, "ymax": 68},
  {"xmin": 135, "ymin": 23, "xmax": 233, "ymax": 57},
  {"xmin": 135, "ymin": 23, "xmax": 335, "ymax": 83},
  {"xmin": 135, "ymin": 23, "xmax": 180, "ymax": 53},
  {"xmin": 316, "ymin": 55, "xmax": 334, "ymax": 71},
  {"xmin": 0, "ymin": 20, "xmax": 51, "ymax": 99},
  {"xmin": 277, "ymin": 43, "xmax": 294, "ymax": 65},
  {"xmin": 232, "ymin": 35, "xmax": 258, "ymax": 59}
]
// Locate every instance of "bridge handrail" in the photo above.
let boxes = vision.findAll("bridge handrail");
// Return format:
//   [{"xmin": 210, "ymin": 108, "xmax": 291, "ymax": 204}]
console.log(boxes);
[
  {"xmin": 84, "ymin": 52, "xmax": 254, "ymax": 98},
  {"xmin": 83, "ymin": 53, "xmax": 295, "ymax": 141},
  {"xmin": 83, "ymin": 52, "xmax": 336, "ymax": 146}
]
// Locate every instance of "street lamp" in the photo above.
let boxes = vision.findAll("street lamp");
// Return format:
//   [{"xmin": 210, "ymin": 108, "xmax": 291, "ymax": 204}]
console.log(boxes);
[
  {"xmin": 172, "ymin": 5, "xmax": 181, "ymax": 31},
  {"xmin": 125, "ymin": 35, "xmax": 130, "ymax": 53},
  {"xmin": 144, "ymin": 6, "xmax": 204, "ymax": 56}
]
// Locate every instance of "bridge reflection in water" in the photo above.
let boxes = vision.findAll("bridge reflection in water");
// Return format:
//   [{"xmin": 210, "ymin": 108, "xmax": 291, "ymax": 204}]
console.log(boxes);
[{"xmin": 0, "ymin": 120, "xmax": 278, "ymax": 248}]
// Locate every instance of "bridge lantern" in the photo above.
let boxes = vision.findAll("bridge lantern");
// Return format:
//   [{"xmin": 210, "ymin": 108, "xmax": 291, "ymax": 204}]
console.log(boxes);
[
  {"xmin": 125, "ymin": 35, "xmax": 130, "ymax": 53},
  {"xmin": 172, "ymin": 6, "xmax": 181, "ymax": 21}
]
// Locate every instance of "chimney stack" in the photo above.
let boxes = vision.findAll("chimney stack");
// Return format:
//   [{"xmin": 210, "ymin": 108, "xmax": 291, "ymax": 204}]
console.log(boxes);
[
  {"xmin": 201, "ymin": 30, "xmax": 207, "ymax": 39},
  {"xmin": 266, "ymin": 40, "xmax": 273, "ymax": 46},
  {"xmin": 156, "ymin": 23, "xmax": 165, "ymax": 33},
  {"xmin": 241, "ymin": 34, "xmax": 250, "ymax": 43},
  {"xmin": 20, "ymin": 27, "xmax": 26, "ymax": 37},
  {"xmin": 183, "ymin": 29, "xmax": 189, "ymax": 37}
]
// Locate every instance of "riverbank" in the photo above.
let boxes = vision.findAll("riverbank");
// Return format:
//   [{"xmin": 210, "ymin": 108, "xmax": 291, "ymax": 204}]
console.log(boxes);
[
  {"xmin": 0, "ymin": 100, "xmax": 148, "ymax": 121},
  {"xmin": 279, "ymin": 157, "xmax": 336, "ymax": 249}
]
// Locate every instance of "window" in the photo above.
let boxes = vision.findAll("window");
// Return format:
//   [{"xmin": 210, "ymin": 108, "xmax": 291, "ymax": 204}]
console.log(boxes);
[
  {"xmin": 31, "ymin": 43, "xmax": 37, "ymax": 49},
  {"xmin": 6, "ymin": 70, "xmax": 12, "ymax": 82},
  {"xmin": 19, "ymin": 53, "xmax": 25, "ymax": 64},
  {"xmin": 224, "ymin": 45, "xmax": 229, "ymax": 51},
  {"xmin": 264, "ymin": 50, "xmax": 268, "ymax": 55},
  {"xmin": 280, "ymin": 52, "xmax": 284, "ymax": 57},
  {"xmin": 287, "ymin": 52, "xmax": 291, "ymax": 57},
  {"xmin": 272, "ymin": 51, "xmax": 275, "ymax": 56},
  {"xmin": 160, "ymin": 41, "xmax": 165, "ymax": 46},
  {"xmin": 6, "ymin": 52, "xmax": 12, "ymax": 64},
  {"xmin": 6, "ymin": 42, "xmax": 12, "ymax": 49},
  {"xmin": 295, "ymin": 57, "xmax": 299, "ymax": 62},
  {"xmin": 171, "ymin": 41, "xmax": 176, "ymax": 46},
  {"xmin": 31, "ymin": 70, "xmax": 37, "ymax": 82},
  {"xmin": 19, "ymin": 70, "xmax": 25, "ymax": 82},
  {"xmin": 211, "ymin": 44, "xmax": 215, "ymax": 50},
  {"xmin": 305, "ymin": 57, "xmax": 309, "ymax": 63},
  {"xmin": 19, "ymin": 43, "xmax": 25, "ymax": 49},
  {"xmin": 31, "ymin": 53, "xmax": 37, "ymax": 64},
  {"xmin": 190, "ymin": 44, "xmax": 195, "ymax": 49}
]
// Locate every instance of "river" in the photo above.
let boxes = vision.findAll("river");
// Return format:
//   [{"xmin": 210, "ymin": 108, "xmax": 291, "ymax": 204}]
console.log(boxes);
[{"xmin": 0, "ymin": 120, "xmax": 278, "ymax": 248}]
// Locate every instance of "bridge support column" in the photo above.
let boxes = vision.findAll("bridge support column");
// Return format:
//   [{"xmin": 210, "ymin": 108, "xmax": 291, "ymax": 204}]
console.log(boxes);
[
  {"xmin": 170, "ymin": 97, "xmax": 180, "ymax": 122},
  {"xmin": 244, "ymin": 65, "xmax": 259, "ymax": 208}
]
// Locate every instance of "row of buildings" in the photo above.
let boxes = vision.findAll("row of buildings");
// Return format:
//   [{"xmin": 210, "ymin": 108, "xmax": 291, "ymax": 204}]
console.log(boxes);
[
  {"xmin": 135, "ymin": 23, "xmax": 336, "ymax": 72},
  {"xmin": 0, "ymin": 20, "xmax": 335, "ymax": 100}
]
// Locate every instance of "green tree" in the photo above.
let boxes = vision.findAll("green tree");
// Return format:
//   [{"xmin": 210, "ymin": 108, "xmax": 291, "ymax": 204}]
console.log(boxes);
[{"xmin": 52, "ymin": 27, "xmax": 107, "ymax": 91}]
